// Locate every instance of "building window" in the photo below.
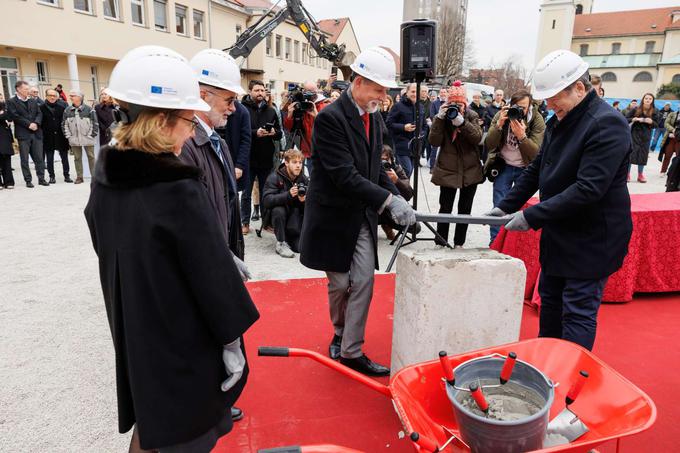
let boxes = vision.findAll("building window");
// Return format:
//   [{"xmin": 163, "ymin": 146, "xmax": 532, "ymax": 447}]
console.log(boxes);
[
  {"xmin": 579, "ymin": 44, "xmax": 589, "ymax": 56},
  {"xmin": 633, "ymin": 71, "xmax": 653, "ymax": 82},
  {"xmin": 154, "ymin": 0, "xmax": 167, "ymax": 31},
  {"xmin": 575, "ymin": 4, "xmax": 583, "ymax": 15},
  {"xmin": 175, "ymin": 4, "xmax": 187, "ymax": 35},
  {"xmin": 552, "ymin": 19, "xmax": 556, "ymax": 29},
  {"xmin": 38, "ymin": 0, "xmax": 60, "ymax": 6},
  {"xmin": 74, "ymin": 0, "xmax": 93, "ymax": 13},
  {"xmin": 611, "ymin": 42, "xmax": 621, "ymax": 54},
  {"xmin": 103, "ymin": 0, "xmax": 120, "ymax": 19},
  {"xmin": 131, "ymin": 0, "xmax": 145, "ymax": 25},
  {"xmin": 275, "ymin": 35, "xmax": 282, "ymax": 58},
  {"xmin": 193, "ymin": 10, "xmax": 204, "ymax": 39},
  {"xmin": 302, "ymin": 43, "xmax": 308, "ymax": 64},
  {"xmin": 672, "ymin": 74, "xmax": 680, "ymax": 84},
  {"xmin": 601, "ymin": 72, "xmax": 617, "ymax": 82},
  {"xmin": 266, "ymin": 34, "xmax": 272, "ymax": 56},
  {"xmin": 36, "ymin": 61, "xmax": 48, "ymax": 83},
  {"xmin": 645, "ymin": 41, "xmax": 655, "ymax": 53},
  {"xmin": 294, "ymin": 40, "xmax": 300, "ymax": 63},
  {"xmin": 285, "ymin": 38, "xmax": 292, "ymax": 61},
  {"xmin": 91, "ymin": 65, "xmax": 99, "ymax": 100},
  {"xmin": 236, "ymin": 25, "xmax": 242, "ymax": 41}
]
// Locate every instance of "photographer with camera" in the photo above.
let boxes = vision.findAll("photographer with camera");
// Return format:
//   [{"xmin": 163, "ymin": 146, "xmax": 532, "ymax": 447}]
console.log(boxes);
[
  {"xmin": 241, "ymin": 80, "xmax": 282, "ymax": 235},
  {"xmin": 484, "ymin": 89, "xmax": 546, "ymax": 244},
  {"xmin": 379, "ymin": 144, "xmax": 414, "ymax": 240},
  {"xmin": 260, "ymin": 149, "xmax": 309, "ymax": 258},
  {"xmin": 386, "ymin": 82, "xmax": 426, "ymax": 177},
  {"xmin": 429, "ymin": 81, "xmax": 483, "ymax": 248},
  {"xmin": 283, "ymin": 80, "xmax": 330, "ymax": 170}
]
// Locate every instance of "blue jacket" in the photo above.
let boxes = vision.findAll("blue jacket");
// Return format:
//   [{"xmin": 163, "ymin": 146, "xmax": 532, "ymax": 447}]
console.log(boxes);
[
  {"xmin": 498, "ymin": 90, "xmax": 632, "ymax": 279},
  {"xmin": 386, "ymin": 97, "xmax": 426, "ymax": 157},
  {"xmin": 218, "ymin": 101, "xmax": 251, "ymax": 192}
]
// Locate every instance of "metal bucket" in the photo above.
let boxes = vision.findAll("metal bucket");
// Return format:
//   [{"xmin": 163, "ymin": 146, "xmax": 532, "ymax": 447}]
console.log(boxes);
[{"xmin": 445, "ymin": 354, "xmax": 555, "ymax": 453}]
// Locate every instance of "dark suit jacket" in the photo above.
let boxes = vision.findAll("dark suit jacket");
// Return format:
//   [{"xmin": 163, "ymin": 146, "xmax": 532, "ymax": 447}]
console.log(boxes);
[
  {"xmin": 300, "ymin": 90, "xmax": 399, "ymax": 272},
  {"xmin": 498, "ymin": 90, "xmax": 632, "ymax": 279},
  {"xmin": 218, "ymin": 100, "xmax": 251, "ymax": 192},
  {"xmin": 7, "ymin": 95, "xmax": 42, "ymax": 140}
]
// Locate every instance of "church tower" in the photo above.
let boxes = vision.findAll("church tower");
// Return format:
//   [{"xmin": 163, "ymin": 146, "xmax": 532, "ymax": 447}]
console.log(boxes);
[{"xmin": 535, "ymin": 0, "xmax": 593, "ymax": 64}]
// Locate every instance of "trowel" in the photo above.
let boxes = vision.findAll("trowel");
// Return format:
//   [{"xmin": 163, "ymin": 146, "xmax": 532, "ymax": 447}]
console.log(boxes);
[{"xmin": 546, "ymin": 370, "xmax": 589, "ymax": 444}]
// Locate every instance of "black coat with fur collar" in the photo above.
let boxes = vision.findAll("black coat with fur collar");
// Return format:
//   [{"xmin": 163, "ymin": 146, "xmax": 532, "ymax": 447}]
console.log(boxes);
[{"xmin": 84, "ymin": 146, "xmax": 259, "ymax": 449}]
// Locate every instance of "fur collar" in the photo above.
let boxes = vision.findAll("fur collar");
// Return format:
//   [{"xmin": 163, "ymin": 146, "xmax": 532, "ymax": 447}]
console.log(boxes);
[{"xmin": 95, "ymin": 145, "xmax": 202, "ymax": 188}]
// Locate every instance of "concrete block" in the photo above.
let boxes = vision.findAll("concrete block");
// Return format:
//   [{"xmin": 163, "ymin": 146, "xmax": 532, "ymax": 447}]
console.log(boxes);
[{"xmin": 391, "ymin": 247, "xmax": 526, "ymax": 375}]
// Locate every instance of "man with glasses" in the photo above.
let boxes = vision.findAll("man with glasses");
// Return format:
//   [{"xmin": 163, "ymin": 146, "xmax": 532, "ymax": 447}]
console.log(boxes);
[
  {"xmin": 40, "ymin": 89, "xmax": 72, "ymax": 183},
  {"xmin": 62, "ymin": 90, "xmax": 98, "ymax": 184},
  {"xmin": 484, "ymin": 89, "xmax": 505, "ymax": 130}
]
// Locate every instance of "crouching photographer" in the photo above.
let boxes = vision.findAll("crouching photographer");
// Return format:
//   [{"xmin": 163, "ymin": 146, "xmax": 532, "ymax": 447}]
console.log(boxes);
[
  {"xmin": 484, "ymin": 89, "xmax": 546, "ymax": 244},
  {"xmin": 379, "ymin": 144, "xmax": 414, "ymax": 240},
  {"xmin": 261, "ymin": 149, "xmax": 309, "ymax": 258},
  {"xmin": 429, "ymin": 81, "xmax": 484, "ymax": 248}
]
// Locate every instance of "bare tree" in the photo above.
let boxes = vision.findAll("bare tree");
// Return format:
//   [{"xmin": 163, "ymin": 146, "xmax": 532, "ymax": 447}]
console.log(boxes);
[
  {"xmin": 436, "ymin": 3, "xmax": 467, "ymax": 82},
  {"xmin": 494, "ymin": 55, "xmax": 529, "ymax": 95},
  {"xmin": 462, "ymin": 34, "xmax": 477, "ymax": 75}
]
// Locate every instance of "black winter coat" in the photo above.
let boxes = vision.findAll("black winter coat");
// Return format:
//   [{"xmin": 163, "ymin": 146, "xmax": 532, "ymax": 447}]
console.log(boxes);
[
  {"xmin": 498, "ymin": 90, "xmax": 632, "ymax": 280},
  {"xmin": 241, "ymin": 96, "xmax": 282, "ymax": 169},
  {"xmin": 40, "ymin": 100, "xmax": 70, "ymax": 153},
  {"xmin": 7, "ymin": 95, "xmax": 42, "ymax": 140},
  {"xmin": 84, "ymin": 146, "xmax": 259, "ymax": 449},
  {"xmin": 261, "ymin": 163, "xmax": 308, "ymax": 234},
  {"xmin": 95, "ymin": 103, "xmax": 116, "ymax": 146},
  {"xmin": 627, "ymin": 108, "xmax": 658, "ymax": 166},
  {"xmin": 0, "ymin": 103, "xmax": 14, "ymax": 155},
  {"xmin": 218, "ymin": 100, "xmax": 252, "ymax": 191},
  {"xmin": 483, "ymin": 103, "xmax": 502, "ymax": 129},
  {"xmin": 386, "ymin": 97, "xmax": 426, "ymax": 157},
  {"xmin": 300, "ymin": 90, "xmax": 399, "ymax": 272}
]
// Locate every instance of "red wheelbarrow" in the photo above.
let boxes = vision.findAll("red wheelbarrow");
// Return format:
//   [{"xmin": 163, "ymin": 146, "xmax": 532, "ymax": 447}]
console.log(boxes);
[{"xmin": 258, "ymin": 338, "xmax": 656, "ymax": 452}]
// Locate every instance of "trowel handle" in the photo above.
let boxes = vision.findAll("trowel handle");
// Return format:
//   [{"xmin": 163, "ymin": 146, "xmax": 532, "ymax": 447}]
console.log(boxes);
[
  {"xmin": 500, "ymin": 352, "xmax": 517, "ymax": 385},
  {"xmin": 410, "ymin": 432, "xmax": 439, "ymax": 452},
  {"xmin": 469, "ymin": 383, "xmax": 489, "ymax": 413},
  {"xmin": 566, "ymin": 370, "xmax": 589, "ymax": 405},
  {"xmin": 439, "ymin": 351, "xmax": 455, "ymax": 385}
]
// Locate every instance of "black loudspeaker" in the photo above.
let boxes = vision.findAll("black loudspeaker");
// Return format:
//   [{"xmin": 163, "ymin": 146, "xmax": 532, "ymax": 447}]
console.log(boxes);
[{"xmin": 400, "ymin": 19, "xmax": 437, "ymax": 82}]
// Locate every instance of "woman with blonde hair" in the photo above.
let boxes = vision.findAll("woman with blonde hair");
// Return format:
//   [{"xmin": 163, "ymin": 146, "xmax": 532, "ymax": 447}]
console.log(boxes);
[{"xmin": 84, "ymin": 46, "xmax": 259, "ymax": 453}]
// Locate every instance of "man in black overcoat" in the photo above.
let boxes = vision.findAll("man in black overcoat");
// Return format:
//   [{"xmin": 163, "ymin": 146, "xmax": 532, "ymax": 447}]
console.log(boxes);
[
  {"xmin": 487, "ymin": 50, "xmax": 632, "ymax": 351},
  {"xmin": 300, "ymin": 47, "xmax": 416, "ymax": 376},
  {"xmin": 40, "ymin": 89, "xmax": 72, "ymax": 183}
]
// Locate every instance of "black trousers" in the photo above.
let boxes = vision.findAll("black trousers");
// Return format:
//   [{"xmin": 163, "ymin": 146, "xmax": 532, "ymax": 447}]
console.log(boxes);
[
  {"xmin": 241, "ymin": 166, "xmax": 272, "ymax": 225},
  {"xmin": 18, "ymin": 136, "xmax": 45, "ymax": 182},
  {"xmin": 538, "ymin": 272, "xmax": 608, "ymax": 351},
  {"xmin": 0, "ymin": 154, "xmax": 14, "ymax": 187},
  {"xmin": 436, "ymin": 184, "xmax": 478, "ymax": 246},
  {"xmin": 271, "ymin": 206, "xmax": 300, "ymax": 252},
  {"xmin": 44, "ymin": 149, "xmax": 70, "ymax": 179}
]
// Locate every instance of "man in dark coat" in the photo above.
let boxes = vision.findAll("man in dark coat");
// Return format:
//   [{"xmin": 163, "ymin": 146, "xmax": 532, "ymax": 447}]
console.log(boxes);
[
  {"xmin": 6, "ymin": 80, "xmax": 48, "ymax": 187},
  {"xmin": 488, "ymin": 51, "xmax": 632, "ymax": 351},
  {"xmin": 241, "ymin": 80, "xmax": 282, "ymax": 234},
  {"xmin": 0, "ymin": 96, "xmax": 15, "ymax": 188},
  {"xmin": 300, "ymin": 47, "xmax": 416, "ymax": 376},
  {"xmin": 95, "ymin": 92, "xmax": 116, "ymax": 147},
  {"xmin": 483, "ymin": 89, "xmax": 505, "ymax": 130},
  {"xmin": 40, "ymin": 89, "xmax": 72, "ymax": 183},
  {"xmin": 218, "ymin": 100, "xmax": 251, "ymax": 192},
  {"xmin": 386, "ymin": 82, "xmax": 426, "ymax": 177}
]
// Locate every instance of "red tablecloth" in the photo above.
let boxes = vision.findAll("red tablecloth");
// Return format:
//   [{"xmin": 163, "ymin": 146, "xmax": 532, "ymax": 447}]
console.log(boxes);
[{"xmin": 491, "ymin": 192, "xmax": 680, "ymax": 304}]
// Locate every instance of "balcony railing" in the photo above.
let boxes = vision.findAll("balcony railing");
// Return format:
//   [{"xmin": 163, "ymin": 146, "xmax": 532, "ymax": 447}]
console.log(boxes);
[{"xmin": 581, "ymin": 53, "xmax": 662, "ymax": 68}]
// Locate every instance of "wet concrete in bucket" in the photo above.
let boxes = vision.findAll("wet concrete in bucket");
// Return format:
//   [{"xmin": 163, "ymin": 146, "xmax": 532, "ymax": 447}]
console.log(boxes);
[{"xmin": 458, "ymin": 380, "xmax": 545, "ymax": 421}]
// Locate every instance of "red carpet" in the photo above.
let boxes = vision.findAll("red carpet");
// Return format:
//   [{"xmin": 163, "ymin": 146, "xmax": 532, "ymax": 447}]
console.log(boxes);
[{"xmin": 214, "ymin": 275, "xmax": 680, "ymax": 452}]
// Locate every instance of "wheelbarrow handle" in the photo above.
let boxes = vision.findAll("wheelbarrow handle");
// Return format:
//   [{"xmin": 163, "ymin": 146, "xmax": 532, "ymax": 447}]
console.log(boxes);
[
  {"xmin": 258, "ymin": 346, "xmax": 392, "ymax": 398},
  {"xmin": 500, "ymin": 352, "xmax": 517, "ymax": 385},
  {"xmin": 566, "ymin": 370, "xmax": 589, "ymax": 405},
  {"xmin": 410, "ymin": 432, "xmax": 439, "ymax": 453},
  {"xmin": 438, "ymin": 351, "xmax": 455, "ymax": 385}
]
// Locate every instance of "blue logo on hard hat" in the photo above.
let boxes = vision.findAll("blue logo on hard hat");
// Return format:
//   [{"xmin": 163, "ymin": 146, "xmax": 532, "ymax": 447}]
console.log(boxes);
[
  {"xmin": 360, "ymin": 63, "xmax": 365, "ymax": 69},
  {"xmin": 202, "ymin": 69, "xmax": 210, "ymax": 76},
  {"xmin": 150, "ymin": 86, "xmax": 162, "ymax": 94}
]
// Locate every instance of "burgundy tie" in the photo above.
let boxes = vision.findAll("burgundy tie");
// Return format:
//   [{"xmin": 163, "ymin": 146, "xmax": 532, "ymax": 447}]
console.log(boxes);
[{"xmin": 361, "ymin": 112, "xmax": 370, "ymax": 139}]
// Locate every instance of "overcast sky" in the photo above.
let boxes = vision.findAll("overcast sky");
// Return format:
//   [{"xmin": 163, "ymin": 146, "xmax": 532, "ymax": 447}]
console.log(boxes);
[{"xmin": 301, "ymin": 0, "xmax": 680, "ymax": 71}]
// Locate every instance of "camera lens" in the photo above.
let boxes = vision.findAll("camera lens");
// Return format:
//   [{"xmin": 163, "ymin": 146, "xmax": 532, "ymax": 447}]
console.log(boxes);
[{"xmin": 446, "ymin": 106, "xmax": 459, "ymax": 121}]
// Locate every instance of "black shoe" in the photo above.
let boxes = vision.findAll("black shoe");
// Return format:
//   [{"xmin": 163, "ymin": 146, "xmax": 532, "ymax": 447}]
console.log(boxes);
[
  {"xmin": 39, "ymin": 180, "xmax": 49, "ymax": 186},
  {"xmin": 49, "ymin": 177, "xmax": 56, "ymax": 184},
  {"xmin": 340, "ymin": 354, "xmax": 390, "ymax": 376},
  {"xmin": 329, "ymin": 334, "xmax": 342, "ymax": 360},
  {"xmin": 251, "ymin": 206, "xmax": 260, "ymax": 221},
  {"xmin": 26, "ymin": 182, "xmax": 34, "ymax": 188},
  {"xmin": 231, "ymin": 406, "xmax": 244, "ymax": 421},
  {"xmin": 64, "ymin": 176, "xmax": 74, "ymax": 183}
]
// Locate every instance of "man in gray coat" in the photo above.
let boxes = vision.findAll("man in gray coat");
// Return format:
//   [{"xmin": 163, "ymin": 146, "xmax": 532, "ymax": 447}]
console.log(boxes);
[{"xmin": 62, "ymin": 90, "xmax": 98, "ymax": 183}]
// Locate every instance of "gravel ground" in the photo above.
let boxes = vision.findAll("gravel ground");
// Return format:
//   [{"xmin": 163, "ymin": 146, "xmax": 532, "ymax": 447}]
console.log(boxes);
[{"xmin": 0, "ymin": 152, "xmax": 667, "ymax": 451}]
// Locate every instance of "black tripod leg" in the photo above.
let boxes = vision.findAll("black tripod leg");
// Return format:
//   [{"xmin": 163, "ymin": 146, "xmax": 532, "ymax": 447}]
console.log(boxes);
[
  {"xmin": 386, "ymin": 226, "xmax": 410, "ymax": 272},
  {"xmin": 421, "ymin": 221, "xmax": 453, "ymax": 249}
]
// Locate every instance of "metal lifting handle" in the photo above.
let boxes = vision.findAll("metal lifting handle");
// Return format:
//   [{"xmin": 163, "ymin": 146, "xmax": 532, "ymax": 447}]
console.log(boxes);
[{"xmin": 415, "ymin": 212, "xmax": 512, "ymax": 226}]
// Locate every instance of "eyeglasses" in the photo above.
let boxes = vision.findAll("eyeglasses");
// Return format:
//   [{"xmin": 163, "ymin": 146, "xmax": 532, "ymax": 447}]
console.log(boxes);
[
  {"xmin": 205, "ymin": 89, "xmax": 236, "ymax": 106},
  {"xmin": 176, "ymin": 115, "xmax": 200, "ymax": 131}
]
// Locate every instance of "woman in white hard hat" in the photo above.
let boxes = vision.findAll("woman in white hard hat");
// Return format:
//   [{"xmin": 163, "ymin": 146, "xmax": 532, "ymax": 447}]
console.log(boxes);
[
  {"xmin": 486, "ymin": 49, "xmax": 632, "ymax": 351},
  {"xmin": 84, "ymin": 46, "xmax": 259, "ymax": 452}
]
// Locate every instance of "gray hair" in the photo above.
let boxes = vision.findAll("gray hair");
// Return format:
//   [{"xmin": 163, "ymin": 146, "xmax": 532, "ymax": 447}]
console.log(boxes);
[
  {"xmin": 566, "ymin": 70, "xmax": 592, "ymax": 92},
  {"xmin": 68, "ymin": 90, "xmax": 84, "ymax": 98}
]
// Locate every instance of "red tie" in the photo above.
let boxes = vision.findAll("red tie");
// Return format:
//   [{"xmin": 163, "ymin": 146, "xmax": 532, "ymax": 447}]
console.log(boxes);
[{"xmin": 361, "ymin": 112, "xmax": 370, "ymax": 139}]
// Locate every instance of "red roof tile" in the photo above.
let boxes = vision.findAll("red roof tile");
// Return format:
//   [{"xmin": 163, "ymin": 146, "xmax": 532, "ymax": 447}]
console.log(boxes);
[{"xmin": 573, "ymin": 7, "xmax": 680, "ymax": 38}]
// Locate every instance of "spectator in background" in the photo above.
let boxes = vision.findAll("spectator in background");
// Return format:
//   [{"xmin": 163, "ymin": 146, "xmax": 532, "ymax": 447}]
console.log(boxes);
[
  {"xmin": 598, "ymin": 87, "xmax": 605, "ymax": 97},
  {"xmin": 394, "ymin": 93, "xmax": 401, "ymax": 103},
  {"xmin": 55, "ymin": 84, "xmax": 68, "ymax": 102},
  {"xmin": 660, "ymin": 108, "xmax": 680, "ymax": 175},
  {"xmin": 590, "ymin": 75, "xmax": 602, "ymax": 97},
  {"xmin": 484, "ymin": 89, "xmax": 505, "ymax": 130},
  {"xmin": 330, "ymin": 90, "xmax": 341, "ymax": 102},
  {"xmin": 380, "ymin": 95, "xmax": 395, "ymax": 149},
  {"xmin": 241, "ymin": 80, "xmax": 282, "ymax": 235},
  {"xmin": 420, "ymin": 84, "xmax": 432, "ymax": 160},
  {"xmin": 386, "ymin": 82, "xmax": 425, "ymax": 177},
  {"xmin": 484, "ymin": 89, "xmax": 546, "ymax": 243},
  {"xmin": 612, "ymin": 100, "xmax": 621, "ymax": 112},
  {"xmin": 428, "ymin": 87, "xmax": 448, "ymax": 170},
  {"xmin": 651, "ymin": 102, "xmax": 672, "ymax": 152},
  {"xmin": 95, "ymin": 89, "xmax": 116, "ymax": 148},
  {"xmin": 62, "ymin": 90, "xmax": 98, "ymax": 184},
  {"xmin": 379, "ymin": 144, "xmax": 413, "ymax": 240},
  {"xmin": 0, "ymin": 93, "xmax": 14, "ymax": 188},
  {"xmin": 29, "ymin": 86, "xmax": 43, "ymax": 106},
  {"xmin": 7, "ymin": 80, "xmax": 48, "ymax": 187},
  {"xmin": 40, "ymin": 89, "xmax": 72, "ymax": 183},
  {"xmin": 626, "ymin": 92, "xmax": 657, "ymax": 183},
  {"xmin": 218, "ymin": 99, "xmax": 251, "ymax": 192},
  {"xmin": 622, "ymin": 99, "xmax": 637, "ymax": 117},
  {"xmin": 261, "ymin": 149, "xmax": 308, "ymax": 258}
]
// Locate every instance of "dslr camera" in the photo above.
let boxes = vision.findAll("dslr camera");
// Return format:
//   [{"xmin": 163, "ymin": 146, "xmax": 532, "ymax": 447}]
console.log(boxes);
[
  {"xmin": 288, "ymin": 84, "xmax": 316, "ymax": 112},
  {"xmin": 381, "ymin": 159, "xmax": 394, "ymax": 171},
  {"xmin": 507, "ymin": 104, "xmax": 525, "ymax": 121},
  {"xmin": 295, "ymin": 182, "xmax": 307, "ymax": 197},
  {"xmin": 445, "ymin": 105, "xmax": 460, "ymax": 121}
]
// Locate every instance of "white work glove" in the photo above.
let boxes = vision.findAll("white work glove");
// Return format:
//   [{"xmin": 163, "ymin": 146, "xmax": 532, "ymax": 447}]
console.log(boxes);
[
  {"xmin": 221, "ymin": 338, "xmax": 246, "ymax": 392},
  {"xmin": 484, "ymin": 207, "xmax": 507, "ymax": 217},
  {"xmin": 452, "ymin": 115, "xmax": 465, "ymax": 127},
  {"xmin": 388, "ymin": 195, "xmax": 416, "ymax": 226},
  {"xmin": 505, "ymin": 211, "xmax": 530, "ymax": 231},
  {"xmin": 232, "ymin": 254, "xmax": 252, "ymax": 282}
]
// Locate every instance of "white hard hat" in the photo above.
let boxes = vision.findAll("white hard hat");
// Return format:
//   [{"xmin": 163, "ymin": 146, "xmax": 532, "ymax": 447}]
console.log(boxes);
[
  {"xmin": 350, "ymin": 47, "xmax": 399, "ymax": 89},
  {"xmin": 106, "ymin": 45, "xmax": 209, "ymax": 111},
  {"xmin": 190, "ymin": 49, "xmax": 245, "ymax": 95},
  {"xmin": 531, "ymin": 49, "xmax": 590, "ymax": 99}
]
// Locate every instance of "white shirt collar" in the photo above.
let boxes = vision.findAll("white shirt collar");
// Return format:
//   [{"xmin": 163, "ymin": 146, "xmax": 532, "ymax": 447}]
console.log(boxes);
[
  {"xmin": 195, "ymin": 115, "xmax": 214, "ymax": 137},
  {"xmin": 346, "ymin": 86, "xmax": 366, "ymax": 116}
]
